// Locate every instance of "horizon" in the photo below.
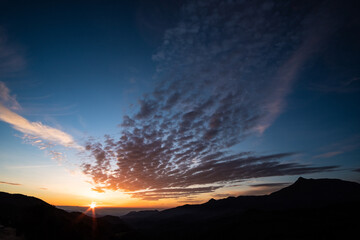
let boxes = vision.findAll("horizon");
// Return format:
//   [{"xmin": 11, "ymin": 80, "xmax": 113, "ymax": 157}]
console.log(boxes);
[
  {"xmin": 0, "ymin": 0, "xmax": 359, "ymax": 208},
  {"xmin": 9, "ymin": 176, "xmax": 360, "ymax": 208},
  {"xmin": 3, "ymin": 175, "xmax": 359, "ymax": 211}
]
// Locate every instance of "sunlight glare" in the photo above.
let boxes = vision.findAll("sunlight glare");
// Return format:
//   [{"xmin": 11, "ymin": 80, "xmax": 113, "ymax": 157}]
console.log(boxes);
[{"xmin": 90, "ymin": 202, "xmax": 96, "ymax": 209}]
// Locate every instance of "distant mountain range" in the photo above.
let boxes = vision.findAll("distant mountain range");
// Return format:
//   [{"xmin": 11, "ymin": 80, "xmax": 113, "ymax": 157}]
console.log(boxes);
[{"xmin": 1, "ymin": 177, "xmax": 360, "ymax": 240}]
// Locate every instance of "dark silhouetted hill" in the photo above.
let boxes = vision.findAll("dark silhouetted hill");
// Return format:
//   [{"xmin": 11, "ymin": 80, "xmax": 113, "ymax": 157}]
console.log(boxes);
[
  {"xmin": 122, "ymin": 210, "xmax": 159, "ymax": 219},
  {"xmin": 1, "ymin": 177, "xmax": 360, "ymax": 240},
  {"xmin": 270, "ymin": 177, "xmax": 360, "ymax": 202},
  {"xmin": 0, "ymin": 192, "xmax": 133, "ymax": 240},
  {"xmin": 120, "ymin": 177, "xmax": 360, "ymax": 239}
]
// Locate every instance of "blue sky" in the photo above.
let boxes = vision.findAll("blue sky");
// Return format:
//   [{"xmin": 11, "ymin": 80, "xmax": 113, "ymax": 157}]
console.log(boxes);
[{"xmin": 0, "ymin": 0, "xmax": 359, "ymax": 206}]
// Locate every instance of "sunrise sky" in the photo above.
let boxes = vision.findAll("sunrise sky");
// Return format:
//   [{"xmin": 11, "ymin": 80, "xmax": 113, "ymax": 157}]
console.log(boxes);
[{"xmin": 0, "ymin": 0, "xmax": 359, "ymax": 208}]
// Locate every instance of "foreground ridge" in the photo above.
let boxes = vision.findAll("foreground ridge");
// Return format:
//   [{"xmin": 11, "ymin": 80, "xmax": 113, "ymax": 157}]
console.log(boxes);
[{"xmin": 1, "ymin": 177, "xmax": 360, "ymax": 240}]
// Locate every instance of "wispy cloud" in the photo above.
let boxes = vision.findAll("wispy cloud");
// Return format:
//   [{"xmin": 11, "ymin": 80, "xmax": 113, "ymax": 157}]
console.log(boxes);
[
  {"xmin": 82, "ymin": 0, "xmax": 339, "ymax": 200},
  {"xmin": 314, "ymin": 135, "xmax": 360, "ymax": 159},
  {"xmin": 0, "ymin": 102, "xmax": 80, "ymax": 148},
  {"xmin": 250, "ymin": 182, "xmax": 290, "ymax": 188},
  {"xmin": 310, "ymin": 77, "xmax": 360, "ymax": 93},
  {"xmin": 130, "ymin": 186, "xmax": 221, "ymax": 201},
  {"xmin": 254, "ymin": 0, "xmax": 338, "ymax": 133},
  {"xmin": 0, "ymin": 81, "xmax": 82, "ymax": 155},
  {"xmin": 0, "ymin": 81, "xmax": 20, "ymax": 110},
  {"xmin": 0, "ymin": 180, "xmax": 21, "ymax": 186},
  {"xmin": 313, "ymin": 151, "xmax": 343, "ymax": 159},
  {"xmin": 211, "ymin": 182, "xmax": 290, "ymax": 199}
]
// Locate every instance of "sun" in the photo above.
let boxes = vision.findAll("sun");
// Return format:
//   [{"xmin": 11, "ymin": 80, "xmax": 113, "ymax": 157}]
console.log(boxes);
[{"xmin": 90, "ymin": 202, "xmax": 96, "ymax": 209}]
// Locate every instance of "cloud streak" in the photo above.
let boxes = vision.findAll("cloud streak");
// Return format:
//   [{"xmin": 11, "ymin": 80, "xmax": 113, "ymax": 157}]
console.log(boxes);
[
  {"xmin": 0, "ymin": 180, "xmax": 21, "ymax": 186},
  {"xmin": 310, "ymin": 77, "xmax": 360, "ymax": 93},
  {"xmin": 0, "ymin": 102, "xmax": 79, "ymax": 148},
  {"xmin": 250, "ymin": 182, "xmax": 290, "ymax": 188},
  {"xmin": 82, "ymin": 0, "xmax": 339, "ymax": 200},
  {"xmin": 313, "ymin": 151, "xmax": 343, "ymax": 159},
  {"xmin": 0, "ymin": 81, "xmax": 20, "ymax": 110},
  {"xmin": 0, "ymin": 82, "xmax": 81, "ymax": 153}
]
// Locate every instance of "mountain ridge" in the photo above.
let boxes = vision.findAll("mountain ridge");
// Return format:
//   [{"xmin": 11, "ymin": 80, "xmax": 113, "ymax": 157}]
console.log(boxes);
[
  {"xmin": 118, "ymin": 177, "xmax": 360, "ymax": 239},
  {"xmin": 1, "ymin": 177, "xmax": 360, "ymax": 239},
  {"xmin": 138, "ymin": 177, "xmax": 360, "ymax": 219}
]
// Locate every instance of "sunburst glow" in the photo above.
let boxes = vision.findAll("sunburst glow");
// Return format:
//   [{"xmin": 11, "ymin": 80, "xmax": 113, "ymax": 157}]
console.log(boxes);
[{"xmin": 90, "ymin": 202, "xmax": 96, "ymax": 209}]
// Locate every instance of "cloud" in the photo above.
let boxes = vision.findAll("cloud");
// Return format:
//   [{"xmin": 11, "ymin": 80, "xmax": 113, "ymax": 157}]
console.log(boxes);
[
  {"xmin": 48, "ymin": 150, "xmax": 66, "ymax": 163},
  {"xmin": 211, "ymin": 182, "xmax": 291, "ymax": 199},
  {"xmin": 0, "ymin": 82, "xmax": 82, "ymax": 153},
  {"xmin": 0, "ymin": 180, "xmax": 21, "ymax": 186},
  {"xmin": 0, "ymin": 81, "xmax": 20, "ymax": 110},
  {"xmin": 91, "ymin": 186, "xmax": 106, "ymax": 193},
  {"xmin": 82, "ymin": 0, "xmax": 339, "ymax": 200},
  {"xmin": 250, "ymin": 182, "xmax": 290, "ymax": 188},
  {"xmin": 310, "ymin": 77, "xmax": 360, "ymax": 93},
  {"xmin": 313, "ymin": 151, "xmax": 343, "ymax": 159},
  {"xmin": 0, "ymin": 102, "xmax": 80, "ymax": 148},
  {"xmin": 83, "ymin": 136, "xmax": 337, "ymax": 200},
  {"xmin": 314, "ymin": 135, "xmax": 360, "ymax": 159},
  {"xmin": 130, "ymin": 186, "xmax": 221, "ymax": 201}
]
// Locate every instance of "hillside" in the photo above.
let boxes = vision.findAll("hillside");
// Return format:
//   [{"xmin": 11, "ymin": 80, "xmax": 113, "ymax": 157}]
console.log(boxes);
[
  {"xmin": 1, "ymin": 177, "xmax": 360, "ymax": 240},
  {"xmin": 0, "ymin": 192, "xmax": 132, "ymax": 240},
  {"xmin": 120, "ymin": 177, "xmax": 360, "ymax": 239}
]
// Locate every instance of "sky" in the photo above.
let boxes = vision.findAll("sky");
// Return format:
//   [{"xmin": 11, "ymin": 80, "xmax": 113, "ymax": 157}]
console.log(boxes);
[{"xmin": 0, "ymin": 0, "xmax": 359, "ymax": 208}]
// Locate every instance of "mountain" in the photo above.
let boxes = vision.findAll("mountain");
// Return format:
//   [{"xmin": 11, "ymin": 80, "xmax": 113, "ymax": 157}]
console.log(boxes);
[
  {"xmin": 1, "ymin": 177, "xmax": 359, "ymax": 240},
  {"xmin": 124, "ymin": 177, "xmax": 360, "ymax": 221},
  {"xmin": 270, "ymin": 177, "xmax": 360, "ymax": 202},
  {"xmin": 120, "ymin": 177, "xmax": 360, "ymax": 239},
  {"xmin": 121, "ymin": 210, "xmax": 159, "ymax": 219},
  {"xmin": 0, "ymin": 192, "xmax": 133, "ymax": 240}
]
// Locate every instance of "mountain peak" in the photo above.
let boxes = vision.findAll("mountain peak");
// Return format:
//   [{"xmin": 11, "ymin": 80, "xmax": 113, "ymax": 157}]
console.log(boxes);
[
  {"xmin": 270, "ymin": 177, "xmax": 360, "ymax": 202},
  {"xmin": 294, "ymin": 176, "xmax": 311, "ymax": 184},
  {"xmin": 296, "ymin": 176, "xmax": 306, "ymax": 182}
]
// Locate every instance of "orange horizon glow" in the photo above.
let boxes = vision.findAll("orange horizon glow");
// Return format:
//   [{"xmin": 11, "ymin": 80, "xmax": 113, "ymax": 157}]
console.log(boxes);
[
  {"xmin": 0, "ymin": 184, "xmax": 254, "ymax": 208},
  {"xmin": 0, "ymin": 182, "xmax": 185, "ymax": 208},
  {"xmin": 1, "ymin": 172, "xmax": 265, "ymax": 208}
]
